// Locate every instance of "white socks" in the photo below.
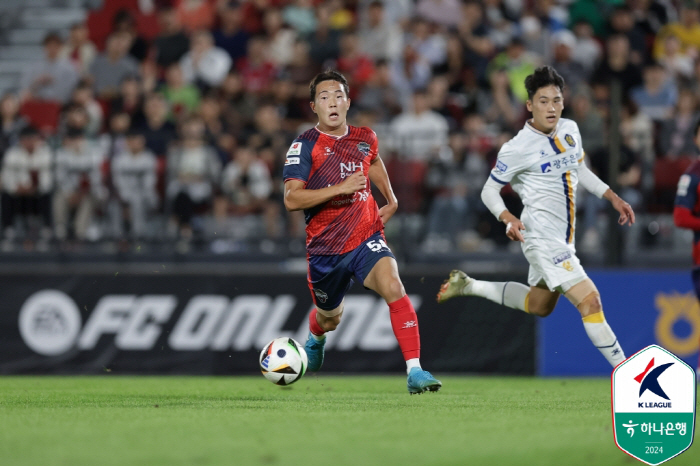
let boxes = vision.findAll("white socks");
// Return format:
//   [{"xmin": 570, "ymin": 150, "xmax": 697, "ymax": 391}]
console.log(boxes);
[
  {"xmin": 466, "ymin": 280, "xmax": 529, "ymax": 312},
  {"xmin": 406, "ymin": 358, "xmax": 421, "ymax": 374},
  {"xmin": 310, "ymin": 332, "xmax": 325, "ymax": 341},
  {"xmin": 583, "ymin": 313, "xmax": 626, "ymax": 367}
]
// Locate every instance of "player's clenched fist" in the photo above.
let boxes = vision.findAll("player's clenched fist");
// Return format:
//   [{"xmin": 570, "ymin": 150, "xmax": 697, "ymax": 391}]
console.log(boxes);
[{"xmin": 338, "ymin": 171, "xmax": 366, "ymax": 195}]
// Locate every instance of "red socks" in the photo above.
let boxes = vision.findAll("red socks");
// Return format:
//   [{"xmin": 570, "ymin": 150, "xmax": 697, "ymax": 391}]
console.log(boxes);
[
  {"xmin": 309, "ymin": 309, "xmax": 325, "ymax": 336},
  {"xmin": 310, "ymin": 297, "xmax": 420, "ymax": 361},
  {"xmin": 389, "ymin": 295, "xmax": 420, "ymax": 360}
]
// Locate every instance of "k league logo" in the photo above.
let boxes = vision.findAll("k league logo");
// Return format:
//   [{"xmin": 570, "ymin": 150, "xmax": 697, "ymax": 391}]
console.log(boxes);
[
  {"xmin": 635, "ymin": 358, "xmax": 673, "ymax": 403},
  {"xmin": 612, "ymin": 345, "xmax": 696, "ymax": 465}
]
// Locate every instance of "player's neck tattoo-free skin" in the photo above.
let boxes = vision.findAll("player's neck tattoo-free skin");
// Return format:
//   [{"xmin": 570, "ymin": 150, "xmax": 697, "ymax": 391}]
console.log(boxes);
[
  {"xmin": 526, "ymin": 85, "xmax": 564, "ymax": 135},
  {"xmin": 310, "ymin": 80, "xmax": 351, "ymax": 136}
]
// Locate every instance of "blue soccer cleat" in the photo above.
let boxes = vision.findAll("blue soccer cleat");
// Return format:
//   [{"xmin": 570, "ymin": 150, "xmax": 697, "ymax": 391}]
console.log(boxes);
[
  {"xmin": 304, "ymin": 332, "xmax": 326, "ymax": 372},
  {"xmin": 407, "ymin": 367, "xmax": 442, "ymax": 394}
]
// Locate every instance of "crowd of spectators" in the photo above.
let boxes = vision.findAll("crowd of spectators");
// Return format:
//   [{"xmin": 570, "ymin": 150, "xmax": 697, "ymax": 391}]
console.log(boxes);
[{"xmin": 1, "ymin": 0, "xmax": 698, "ymax": 254}]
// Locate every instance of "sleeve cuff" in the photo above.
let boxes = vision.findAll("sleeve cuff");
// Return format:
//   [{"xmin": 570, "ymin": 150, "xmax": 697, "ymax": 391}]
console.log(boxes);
[{"xmin": 490, "ymin": 173, "xmax": 508, "ymax": 185}]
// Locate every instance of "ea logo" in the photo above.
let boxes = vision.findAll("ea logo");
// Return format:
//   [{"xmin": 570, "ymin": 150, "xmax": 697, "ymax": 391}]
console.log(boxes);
[{"xmin": 19, "ymin": 290, "xmax": 82, "ymax": 356}]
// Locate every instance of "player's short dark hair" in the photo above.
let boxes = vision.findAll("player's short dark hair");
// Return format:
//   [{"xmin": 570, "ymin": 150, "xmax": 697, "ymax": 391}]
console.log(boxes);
[
  {"xmin": 524, "ymin": 66, "xmax": 566, "ymax": 100},
  {"xmin": 309, "ymin": 70, "xmax": 350, "ymax": 102}
]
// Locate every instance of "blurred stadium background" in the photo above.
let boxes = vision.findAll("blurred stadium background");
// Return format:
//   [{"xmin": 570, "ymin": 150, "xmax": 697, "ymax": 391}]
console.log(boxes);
[{"xmin": 0, "ymin": 0, "xmax": 697, "ymax": 378}]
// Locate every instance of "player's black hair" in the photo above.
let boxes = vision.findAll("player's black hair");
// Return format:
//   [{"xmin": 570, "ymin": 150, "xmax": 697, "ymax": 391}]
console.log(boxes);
[
  {"xmin": 524, "ymin": 66, "xmax": 566, "ymax": 100},
  {"xmin": 309, "ymin": 70, "xmax": 350, "ymax": 102}
]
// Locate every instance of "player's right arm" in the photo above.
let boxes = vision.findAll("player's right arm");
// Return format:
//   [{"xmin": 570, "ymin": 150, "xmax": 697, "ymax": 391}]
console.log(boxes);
[
  {"xmin": 480, "ymin": 143, "xmax": 526, "ymax": 242},
  {"xmin": 284, "ymin": 173, "xmax": 366, "ymax": 211},
  {"xmin": 281, "ymin": 138, "xmax": 366, "ymax": 211},
  {"xmin": 674, "ymin": 172, "xmax": 700, "ymax": 230}
]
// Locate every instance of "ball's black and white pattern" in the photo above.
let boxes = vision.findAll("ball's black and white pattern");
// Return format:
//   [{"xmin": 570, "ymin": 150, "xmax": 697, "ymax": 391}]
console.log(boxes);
[{"xmin": 259, "ymin": 337, "xmax": 308, "ymax": 386}]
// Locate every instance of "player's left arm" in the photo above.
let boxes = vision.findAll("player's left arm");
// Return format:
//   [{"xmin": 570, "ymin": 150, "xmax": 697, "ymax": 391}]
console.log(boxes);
[
  {"xmin": 577, "ymin": 159, "xmax": 635, "ymax": 226},
  {"xmin": 368, "ymin": 155, "xmax": 398, "ymax": 225}
]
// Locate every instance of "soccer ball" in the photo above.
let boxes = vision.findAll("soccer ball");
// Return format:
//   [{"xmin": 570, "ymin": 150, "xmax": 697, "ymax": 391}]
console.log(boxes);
[{"xmin": 259, "ymin": 337, "xmax": 308, "ymax": 386}]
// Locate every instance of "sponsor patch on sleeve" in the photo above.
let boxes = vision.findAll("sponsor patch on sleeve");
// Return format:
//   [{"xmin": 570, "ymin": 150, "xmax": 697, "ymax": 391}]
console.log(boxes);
[
  {"xmin": 286, "ymin": 142, "xmax": 302, "ymax": 156},
  {"xmin": 285, "ymin": 157, "xmax": 300, "ymax": 165},
  {"xmin": 496, "ymin": 160, "xmax": 508, "ymax": 173},
  {"xmin": 677, "ymin": 174, "xmax": 691, "ymax": 197}
]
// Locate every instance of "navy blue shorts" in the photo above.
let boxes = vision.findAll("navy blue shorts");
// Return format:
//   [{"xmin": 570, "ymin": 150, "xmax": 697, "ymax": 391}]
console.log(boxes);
[{"xmin": 307, "ymin": 231, "xmax": 395, "ymax": 311}]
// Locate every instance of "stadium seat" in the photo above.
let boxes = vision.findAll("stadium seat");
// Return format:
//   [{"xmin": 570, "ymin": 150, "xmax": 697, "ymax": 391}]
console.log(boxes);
[
  {"xmin": 86, "ymin": 10, "xmax": 112, "ymax": 51},
  {"xmin": 19, "ymin": 99, "xmax": 61, "ymax": 133},
  {"xmin": 385, "ymin": 159, "xmax": 428, "ymax": 214},
  {"xmin": 649, "ymin": 156, "xmax": 693, "ymax": 213}
]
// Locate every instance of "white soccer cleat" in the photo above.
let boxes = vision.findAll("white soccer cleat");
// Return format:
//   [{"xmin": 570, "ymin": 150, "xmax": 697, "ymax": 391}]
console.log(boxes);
[{"xmin": 436, "ymin": 269, "xmax": 473, "ymax": 303}]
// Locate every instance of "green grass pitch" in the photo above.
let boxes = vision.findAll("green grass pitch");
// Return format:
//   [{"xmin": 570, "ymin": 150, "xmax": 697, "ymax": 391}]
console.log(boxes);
[{"xmin": 0, "ymin": 375, "xmax": 697, "ymax": 466}]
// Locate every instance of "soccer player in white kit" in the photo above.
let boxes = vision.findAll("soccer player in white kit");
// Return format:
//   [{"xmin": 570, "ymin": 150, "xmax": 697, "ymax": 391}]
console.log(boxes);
[{"xmin": 437, "ymin": 66, "xmax": 635, "ymax": 367}]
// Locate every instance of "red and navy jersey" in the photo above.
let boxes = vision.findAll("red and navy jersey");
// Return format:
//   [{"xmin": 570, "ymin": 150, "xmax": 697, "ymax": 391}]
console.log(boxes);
[
  {"xmin": 674, "ymin": 160, "xmax": 700, "ymax": 265},
  {"xmin": 282, "ymin": 125, "xmax": 383, "ymax": 256}
]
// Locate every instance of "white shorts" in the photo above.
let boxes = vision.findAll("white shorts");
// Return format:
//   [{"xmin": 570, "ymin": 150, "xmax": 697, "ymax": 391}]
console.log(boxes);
[{"xmin": 521, "ymin": 238, "xmax": 588, "ymax": 293}]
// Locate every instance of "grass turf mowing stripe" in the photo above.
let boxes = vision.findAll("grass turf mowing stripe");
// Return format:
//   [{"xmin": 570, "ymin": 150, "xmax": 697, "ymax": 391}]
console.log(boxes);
[{"xmin": 0, "ymin": 376, "xmax": 697, "ymax": 466}]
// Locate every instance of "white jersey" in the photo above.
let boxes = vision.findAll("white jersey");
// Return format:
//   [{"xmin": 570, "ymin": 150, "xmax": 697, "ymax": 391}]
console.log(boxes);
[{"xmin": 489, "ymin": 118, "xmax": 586, "ymax": 245}]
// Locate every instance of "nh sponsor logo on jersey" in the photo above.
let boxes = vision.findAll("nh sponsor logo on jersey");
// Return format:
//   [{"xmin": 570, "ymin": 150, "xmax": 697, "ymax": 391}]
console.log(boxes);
[
  {"xmin": 18, "ymin": 290, "xmax": 421, "ymax": 354},
  {"xmin": 357, "ymin": 142, "xmax": 370, "ymax": 156},
  {"xmin": 541, "ymin": 162, "xmax": 552, "ymax": 173},
  {"xmin": 496, "ymin": 160, "xmax": 508, "ymax": 173},
  {"xmin": 340, "ymin": 162, "xmax": 363, "ymax": 179},
  {"xmin": 564, "ymin": 134, "xmax": 576, "ymax": 147},
  {"xmin": 552, "ymin": 251, "xmax": 571, "ymax": 265}
]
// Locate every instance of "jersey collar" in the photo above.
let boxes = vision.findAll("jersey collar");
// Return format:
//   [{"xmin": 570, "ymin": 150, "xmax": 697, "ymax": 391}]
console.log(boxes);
[
  {"xmin": 525, "ymin": 119, "xmax": 559, "ymax": 138},
  {"xmin": 314, "ymin": 124, "xmax": 349, "ymax": 139}
]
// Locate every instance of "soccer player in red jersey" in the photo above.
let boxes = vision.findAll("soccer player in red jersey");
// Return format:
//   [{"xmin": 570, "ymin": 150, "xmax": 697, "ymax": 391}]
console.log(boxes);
[
  {"xmin": 673, "ymin": 119, "xmax": 700, "ymax": 379},
  {"xmin": 282, "ymin": 70, "xmax": 441, "ymax": 394}
]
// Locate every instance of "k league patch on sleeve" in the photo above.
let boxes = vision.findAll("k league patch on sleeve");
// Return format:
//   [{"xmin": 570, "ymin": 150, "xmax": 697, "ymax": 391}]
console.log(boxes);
[
  {"xmin": 286, "ymin": 142, "xmax": 302, "ymax": 156},
  {"xmin": 496, "ymin": 160, "xmax": 508, "ymax": 173}
]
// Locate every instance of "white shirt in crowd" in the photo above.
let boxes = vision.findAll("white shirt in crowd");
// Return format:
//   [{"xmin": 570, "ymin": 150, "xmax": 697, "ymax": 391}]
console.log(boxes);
[
  {"xmin": 111, "ymin": 149, "xmax": 158, "ymax": 204},
  {"xmin": 2, "ymin": 143, "xmax": 53, "ymax": 194},
  {"xmin": 55, "ymin": 140, "xmax": 106, "ymax": 200},
  {"xmin": 180, "ymin": 47, "xmax": 232, "ymax": 87},
  {"xmin": 222, "ymin": 159, "xmax": 272, "ymax": 205},
  {"xmin": 389, "ymin": 110, "xmax": 449, "ymax": 161}
]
